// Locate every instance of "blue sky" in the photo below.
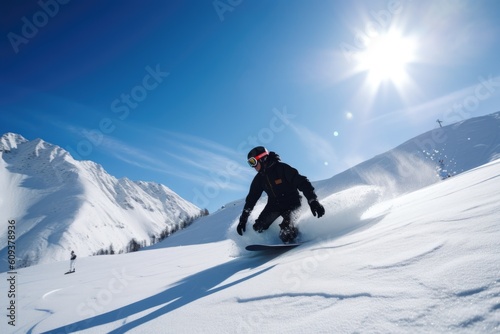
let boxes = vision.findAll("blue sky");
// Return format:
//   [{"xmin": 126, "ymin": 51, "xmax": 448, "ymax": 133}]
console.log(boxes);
[{"xmin": 1, "ymin": 0, "xmax": 500, "ymax": 212}]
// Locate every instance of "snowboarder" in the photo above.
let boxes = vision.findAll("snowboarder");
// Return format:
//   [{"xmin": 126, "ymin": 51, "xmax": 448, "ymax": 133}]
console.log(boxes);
[
  {"xmin": 69, "ymin": 251, "xmax": 77, "ymax": 273},
  {"xmin": 237, "ymin": 146, "xmax": 325, "ymax": 243}
]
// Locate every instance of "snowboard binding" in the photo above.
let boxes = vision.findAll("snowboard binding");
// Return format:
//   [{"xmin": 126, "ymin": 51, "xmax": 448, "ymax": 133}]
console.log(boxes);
[{"xmin": 279, "ymin": 222, "xmax": 298, "ymax": 244}]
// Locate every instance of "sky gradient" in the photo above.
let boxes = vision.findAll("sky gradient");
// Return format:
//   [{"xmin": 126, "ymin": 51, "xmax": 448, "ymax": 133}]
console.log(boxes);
[{"xmin": 1, "ymin": 0, "xmax": 500, "ymax": 212}]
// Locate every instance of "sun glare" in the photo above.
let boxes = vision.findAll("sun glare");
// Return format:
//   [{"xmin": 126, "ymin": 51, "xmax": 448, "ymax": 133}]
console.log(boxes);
[{"xmin": 356, "ymin": 32, "xmax": 416, "ymax": 87}]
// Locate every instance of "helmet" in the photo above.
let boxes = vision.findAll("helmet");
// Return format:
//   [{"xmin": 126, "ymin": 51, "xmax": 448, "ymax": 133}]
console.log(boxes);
[{"xmin": 247, "ymin": 146, "xmax": 269, "ymax": 167}]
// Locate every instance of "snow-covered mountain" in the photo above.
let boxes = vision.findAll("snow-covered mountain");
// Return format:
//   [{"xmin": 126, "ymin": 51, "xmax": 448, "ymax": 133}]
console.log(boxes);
[
  {"xmin": 3, "ymin": 112, "xmax": 499, "ymax": 334},
  {"xmin": 0, "ymin": 133, "xmax": 202, "ymax": 271}
]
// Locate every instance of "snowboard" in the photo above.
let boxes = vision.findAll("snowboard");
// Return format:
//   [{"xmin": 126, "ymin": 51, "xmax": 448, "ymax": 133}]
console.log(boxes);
[
  {"xmin": 245, "ymin": 243, "xmax": 301, "ymax": 251},
  {"xmin": 64, "ymin": 270, "xmax": 75, "ymax": 275}
]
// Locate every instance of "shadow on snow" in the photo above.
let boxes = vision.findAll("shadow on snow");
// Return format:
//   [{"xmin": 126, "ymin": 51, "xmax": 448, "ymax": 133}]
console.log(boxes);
[{"xmin": 41, "ymin": 252, "xmax": 285, "ymax": 333}]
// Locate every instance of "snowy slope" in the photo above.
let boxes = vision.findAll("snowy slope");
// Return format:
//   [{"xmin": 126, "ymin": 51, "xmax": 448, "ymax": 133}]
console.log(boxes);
[
  {"xmin": 3, "ymin": 146, "xmax": 499, "ymax": 334},
  {"xmin": 1, "ymin": 112, "xmax": 499, "ymax": 333},
  {"xmin": 0, "ymin": 133, "xmax": 202, "ymax": 271}
]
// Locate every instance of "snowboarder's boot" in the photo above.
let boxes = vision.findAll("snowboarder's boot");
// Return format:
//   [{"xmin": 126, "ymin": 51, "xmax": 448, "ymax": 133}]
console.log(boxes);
[{"xmin": 279, "ymin": 222, "xmax": 298, "ymax": 244}]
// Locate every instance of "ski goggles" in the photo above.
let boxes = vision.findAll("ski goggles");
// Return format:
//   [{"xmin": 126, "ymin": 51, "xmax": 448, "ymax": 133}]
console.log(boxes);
[{"xmin": 247, "ymin": 151, "xmax": 269, "ymax": 167}]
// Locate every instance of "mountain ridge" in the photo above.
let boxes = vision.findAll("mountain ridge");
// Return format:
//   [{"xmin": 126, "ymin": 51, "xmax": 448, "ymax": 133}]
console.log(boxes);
[
  {"xmin": 315, "ymin": 111, "xmax": 500, "ymax": 199},
  {"xmin": 0, "ymin": 134, "xmax": 202, "ymax": 271}
]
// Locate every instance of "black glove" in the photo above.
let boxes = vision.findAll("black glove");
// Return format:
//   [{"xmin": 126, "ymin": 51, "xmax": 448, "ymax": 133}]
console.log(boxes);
[
  {"xmin": 309, "ymin": 199, "xmax": 325, "ymax": 218},
  {"xmin": 237, "ymin": 210, "xmax": 250, "ymax": 235}
]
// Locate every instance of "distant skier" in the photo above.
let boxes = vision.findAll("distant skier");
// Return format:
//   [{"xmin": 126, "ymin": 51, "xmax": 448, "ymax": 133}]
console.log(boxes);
[
  {"xmin": 237, "ymin": 146, "xmax": 325, "ymax": 243},
  {"xmin": 69, "ymin": 251, "xmax": 77, "ymax": 273}
]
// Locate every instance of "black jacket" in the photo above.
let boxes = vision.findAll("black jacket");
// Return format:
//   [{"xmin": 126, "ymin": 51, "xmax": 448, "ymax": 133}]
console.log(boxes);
[{"xmin": 243, "ymin": 152, "xmax": 317, "ymax": 212}]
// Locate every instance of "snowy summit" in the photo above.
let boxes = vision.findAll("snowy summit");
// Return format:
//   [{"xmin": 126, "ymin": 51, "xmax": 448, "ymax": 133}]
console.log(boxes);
[{"xmin": 0, "ymin": 134, "xmax": 203, "ymax": 271}]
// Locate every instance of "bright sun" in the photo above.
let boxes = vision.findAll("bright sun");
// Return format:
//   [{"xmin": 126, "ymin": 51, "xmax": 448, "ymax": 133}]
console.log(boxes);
[{"xmin": 356, "ymin": 32, "xmax": 416, "ymax": 87}]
